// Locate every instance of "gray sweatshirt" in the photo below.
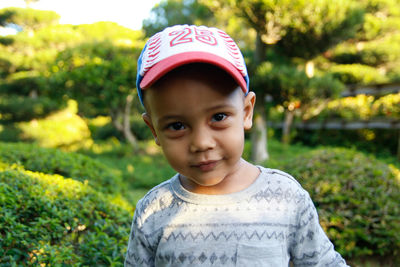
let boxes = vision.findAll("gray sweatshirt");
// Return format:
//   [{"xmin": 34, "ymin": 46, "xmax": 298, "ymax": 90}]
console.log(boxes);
[{"xmin": 125, "ymin": 166, "xmax": 348, "ymax": 266}]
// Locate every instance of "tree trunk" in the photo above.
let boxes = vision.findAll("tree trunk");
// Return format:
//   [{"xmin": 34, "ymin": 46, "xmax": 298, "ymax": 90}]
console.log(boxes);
[
  {"xmin": 255, "ymin": 32, "xmax": 266, "ymax": 65},
  {"xmin": 397, "ymin": 130, "xmax": 400, "ymax": 161},
  {"xmin": 111, "ymin": 109, "xmax": 123, "ymax": 132},
  {"xmin": 123, "ymin": 94, "xmax": 138, "ymax": 149},
  {"xmin": 250, "ymin": 32, "xmax": 269, "ymax": 163},
  {"xmin": 282, "ymin": 109, "xmax": 294, "ymax": 144},
  {"xmin": 251, "ymin": 111, "xmax": 269, "ymax": 163},
  {"xmin": 110, "ymin": 96, "xmax": 138, "ymax": 150}
]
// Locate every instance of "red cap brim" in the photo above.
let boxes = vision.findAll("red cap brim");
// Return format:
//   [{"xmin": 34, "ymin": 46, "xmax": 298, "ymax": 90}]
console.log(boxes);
[{"xmin": 140, "ymin": 51, "xmax": 247, "ymax": 93}]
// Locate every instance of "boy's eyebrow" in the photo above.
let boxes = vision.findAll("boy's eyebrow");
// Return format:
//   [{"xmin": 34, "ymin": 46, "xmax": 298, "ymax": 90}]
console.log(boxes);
[
  {"xmin": 157, "ymin": 103, "xmax": 237, "ymax": 123},
  {"xmin": 205, "ymin": 102, "xmax": 237, "ymax": 112},
  {"xmin": 157, "ymin": 115, "xmax": 184, "ymax": 125}
]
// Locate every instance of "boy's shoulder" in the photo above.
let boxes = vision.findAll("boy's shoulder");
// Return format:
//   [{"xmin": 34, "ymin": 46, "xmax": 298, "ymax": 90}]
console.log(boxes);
[
  {"xmin": 134, "ymin": 175, "xmax": 179, "ymax": 220},
  {"xmin": 254, "ymin": 166, "xmax": 309, "ymax": 200},
  {"xmin": 259, "ymin": 166, "xmax": 303, "ymax": 188}
]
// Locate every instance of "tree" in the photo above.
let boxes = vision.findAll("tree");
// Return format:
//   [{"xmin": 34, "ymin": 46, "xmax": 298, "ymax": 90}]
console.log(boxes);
[
  {"xmin": 322, "ymin": 0, "xmax": 400, "ymax": 85},
  {"xmin": 46, "ymin": 39, "xmax": 144, "ymax": 148},
  {"xmin": 0, "ymin": 7, "xmax": 59, "ymax": 31},
  {"xmin": 0, "ymin": 8, "xmax": 145, "ymax": 147},
  {"xmin": 143, "ymin": 0, "xmax": 215, "ymax": 37},
  {"xmin": 254, "ymin": 63, "xmax": 344, "ymax": 143},
  {"xmin": 204, "ymin": 0, "xmax": 364, "ymax": 155}
]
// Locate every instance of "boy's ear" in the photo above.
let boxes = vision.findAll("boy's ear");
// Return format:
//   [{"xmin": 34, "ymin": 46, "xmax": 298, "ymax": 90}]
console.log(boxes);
[
  {"xmin": 142, "ymin": 113, "xmax": 160, "ymax": 146},
  {"xmin": 243, "ymin": 91, "xmax": 256, "ymax": 130}
]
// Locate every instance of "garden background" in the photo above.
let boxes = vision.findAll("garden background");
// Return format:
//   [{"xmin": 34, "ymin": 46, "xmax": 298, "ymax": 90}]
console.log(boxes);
[{"xmin": 0, "ymin": 0, "xmax": 400, "ymax": 266}]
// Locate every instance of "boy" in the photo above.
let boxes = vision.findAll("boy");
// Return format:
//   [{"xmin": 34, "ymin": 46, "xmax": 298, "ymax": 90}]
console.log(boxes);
[{"xmin": 125, "ymin": 25, "xmax": 348, "ymax": 266}]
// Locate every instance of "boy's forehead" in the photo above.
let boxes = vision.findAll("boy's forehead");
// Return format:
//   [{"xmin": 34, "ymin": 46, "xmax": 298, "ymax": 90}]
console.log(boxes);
[
  {"xmin": 144, "ymin": 81, "xmax": 243, "ymax": 117},
  {"xmin": 143, "ymin": 63, "xmax": 242, "ymax": 110}
]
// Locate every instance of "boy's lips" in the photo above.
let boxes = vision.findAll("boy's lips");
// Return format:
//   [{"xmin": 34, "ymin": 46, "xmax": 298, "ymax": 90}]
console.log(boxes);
[{"xmin": 191, "ymin": 160, "xmax": 219, "ymax": 171}]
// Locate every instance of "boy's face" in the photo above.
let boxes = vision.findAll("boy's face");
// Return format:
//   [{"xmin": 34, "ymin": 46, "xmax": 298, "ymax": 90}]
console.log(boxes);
[{"xmin": 142, "ymin": 72, "xmax": 256, "ymax": 194}]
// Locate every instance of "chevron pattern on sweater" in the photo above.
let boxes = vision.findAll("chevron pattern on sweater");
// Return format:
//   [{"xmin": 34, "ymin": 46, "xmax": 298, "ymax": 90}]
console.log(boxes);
[{"xmin": 164, "ymin": 229, "xmax": 287, "ymax": 242}]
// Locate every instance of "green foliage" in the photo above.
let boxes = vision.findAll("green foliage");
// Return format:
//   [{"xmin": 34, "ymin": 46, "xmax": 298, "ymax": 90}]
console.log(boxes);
[
  {"xmin": 80, "ymin": 139, "xmax": 174, "ymax": 190},
  {"xmin": 0, "ymin": 7, "xmax": 60, "ymax": 30},
  {"xmin": 0, "ymin": 57, "xmax": 12, "ymax": 77},
  {"xmin": 77, "ymin": 21, "xmax": 143, "ymax": 42},
  {"xmin": 356, "ymin": 0, "xmax": 400, "ymax": 41},
  {"xmin": 254, "ymin": 62, "xmax": 344, "ymax": 107},
  {"xmin": 13, "ymin": 100, "xmax": 93, "ymax": 151},
  {"xmin": 85, "ymin": 115, "xmax": 152, "ymax": 141},
  {"xmin": 275, "ymin": 0, "xmax": 364, "ymax": 59},
  {"xmin": 211, "ymin": 0, "xmax": 363, "ymax": 58},
  {"xmin": 329, "ymin": 64, "xmax": 388, "ymax": 84},
  {"xmin": 280, "ymin": 147, "xmax": 400, "ymax": 258},
  {"xmin": 319, "ymin": 0, "xmax": 400, "ymax": 85},
  {"xmin": 0, "ymin": 95, "xmax": 62, "ymax": 123},
  {"xmin": 45, "ymin": 41, "xmax": 141, "ymax": 117},
  {"xmin": 287, "ymin": 93, "xmax": 400, "ymax": 157},
  {"xmin": 0, "ymin": 70, "xmax": 41, "ymax": 95},
  {"xmin": 305, "ymin": 93, "xmax": 400, "ymax": 120},
  {"xmin": 0, "ymin": 165, "xmax": 131, "ymax": 265},
  {"xmin": 143, "ymin": 0, "xmax": 215, "ymax": 37},
  {"xmin": 331, "ymin": 34, "xmax": 400, "ymax": 66},
  {"xmin": 293, "ymin": 128, "xmax": 398, "ymax": 157},
  {"xmin": 0, "ymin": 142, "xmax": 123, "ymax": 194}
]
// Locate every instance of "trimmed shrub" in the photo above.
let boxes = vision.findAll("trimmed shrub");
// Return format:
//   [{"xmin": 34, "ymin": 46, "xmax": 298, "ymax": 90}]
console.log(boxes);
[
  {"xmin": 293, "ymin": 128, "xmax": 398, "ymax": 157},
  {"xmin": 0, "ymin": 71, "xmax": 42, "ymax": 95},
  {"xmin": 0, "ymin": 142, "xmax": 123, "ymax": 194},
  {"xmin": 280, "ymin": 147, "xmax": 400, "ymax": 258},
  {"xmin": 16, "ymin": 100, "xmax": 93, "ymax": 151},
  {"xmin": 0, "ymin": 94, "xmax": 62, "ymax": 123},
  {"xmin": 0, "ymin": 165, "xmax": 131, "ymax": 266}
]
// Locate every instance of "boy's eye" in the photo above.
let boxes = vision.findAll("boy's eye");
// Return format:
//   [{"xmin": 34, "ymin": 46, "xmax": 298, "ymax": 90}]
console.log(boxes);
[
  {"xmin": 211, "ymin": 113, "xmax": 227, "ymax": 122},
  {"xmin": 167, "ymin": 122, "xmax": 185, "ymax": 131}
]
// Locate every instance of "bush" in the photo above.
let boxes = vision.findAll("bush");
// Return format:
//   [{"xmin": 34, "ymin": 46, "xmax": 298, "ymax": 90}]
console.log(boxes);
[
  {"xmin": 300, "ymin": 93, "xmax": 400, "ymax": 121},
  {"xmin": 0, "ymin": 142, "xmax": 123, "ymax": 194},
  {"xmin": 0, "ymin": 94, "xmax": 62, "ymax": 123},
  {"xmin": 17, "ymin": 100, "xmax": 93, "ymax": 151},
  {"xmin": 0, "ymin": 71, "xmax": 42, "ymax": 95},
  {"xmin": 293, "ymin": 128, "xmax": 398, "ymax": 157},
  {"xmin": 280, "ymin": 147, "xmax": 400, "ymax": 258},
  {"xmin": 0, "ymin": 165, "xmax": 131, "ymax": 266}
]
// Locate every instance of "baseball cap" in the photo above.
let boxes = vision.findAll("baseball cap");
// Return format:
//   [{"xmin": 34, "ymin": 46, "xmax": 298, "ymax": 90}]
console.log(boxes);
[{"xmin": 136, "ymin": 24, "xmax": 249, "ymax": 105}]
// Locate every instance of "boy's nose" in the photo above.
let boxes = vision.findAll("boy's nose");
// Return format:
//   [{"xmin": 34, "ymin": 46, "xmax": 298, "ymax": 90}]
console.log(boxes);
[{"xmin": 189, "ymin": 127, "xmax": 216, "ymax": 153}]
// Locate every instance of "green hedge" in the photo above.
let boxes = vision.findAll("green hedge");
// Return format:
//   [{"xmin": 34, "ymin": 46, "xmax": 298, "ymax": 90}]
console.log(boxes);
[
  {"xmin": 0, "ymin": 94, "xmax": 62, "ymax": 123},
  {"xmin": 0, "ymin": 165, "xmax": 131, "ymax": 265},
  {"xmin": 292, "ymin": 128, "xmax": 398, "ymax": 157},
  {"xmin": 0, "ymin": 142, "xmax": 123, "ymax": 194},
  {"xmin": 280, "ymin": 147, "xmax": 400, "ymax": 258}
]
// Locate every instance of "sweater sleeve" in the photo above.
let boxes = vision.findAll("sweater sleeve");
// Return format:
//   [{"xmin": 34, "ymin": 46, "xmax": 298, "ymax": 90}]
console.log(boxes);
[
  {"xmin": 124, "ymin": 202, "xmax": 155, "ymax": 267},
  {"xmin": 290, "ymin": 191, "xmax": 349, "ymax": 267}
]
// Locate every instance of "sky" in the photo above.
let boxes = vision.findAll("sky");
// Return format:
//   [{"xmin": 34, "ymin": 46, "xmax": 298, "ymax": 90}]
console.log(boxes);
[{"xmin": 0, "ymin": 0, "xmax": 161, "ymax": 33}]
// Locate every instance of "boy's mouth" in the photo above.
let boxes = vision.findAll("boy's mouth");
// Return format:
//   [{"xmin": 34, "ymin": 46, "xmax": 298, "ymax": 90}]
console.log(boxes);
[{"xmin": 192, "ymin": 160, "xmax": 219, "ymax": 172}]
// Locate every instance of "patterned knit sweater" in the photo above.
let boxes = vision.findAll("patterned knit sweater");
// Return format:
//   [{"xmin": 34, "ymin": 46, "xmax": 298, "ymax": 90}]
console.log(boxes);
[{"xmin": 125, "ymin": 166, "xmax": 348, "ymax": 266}]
